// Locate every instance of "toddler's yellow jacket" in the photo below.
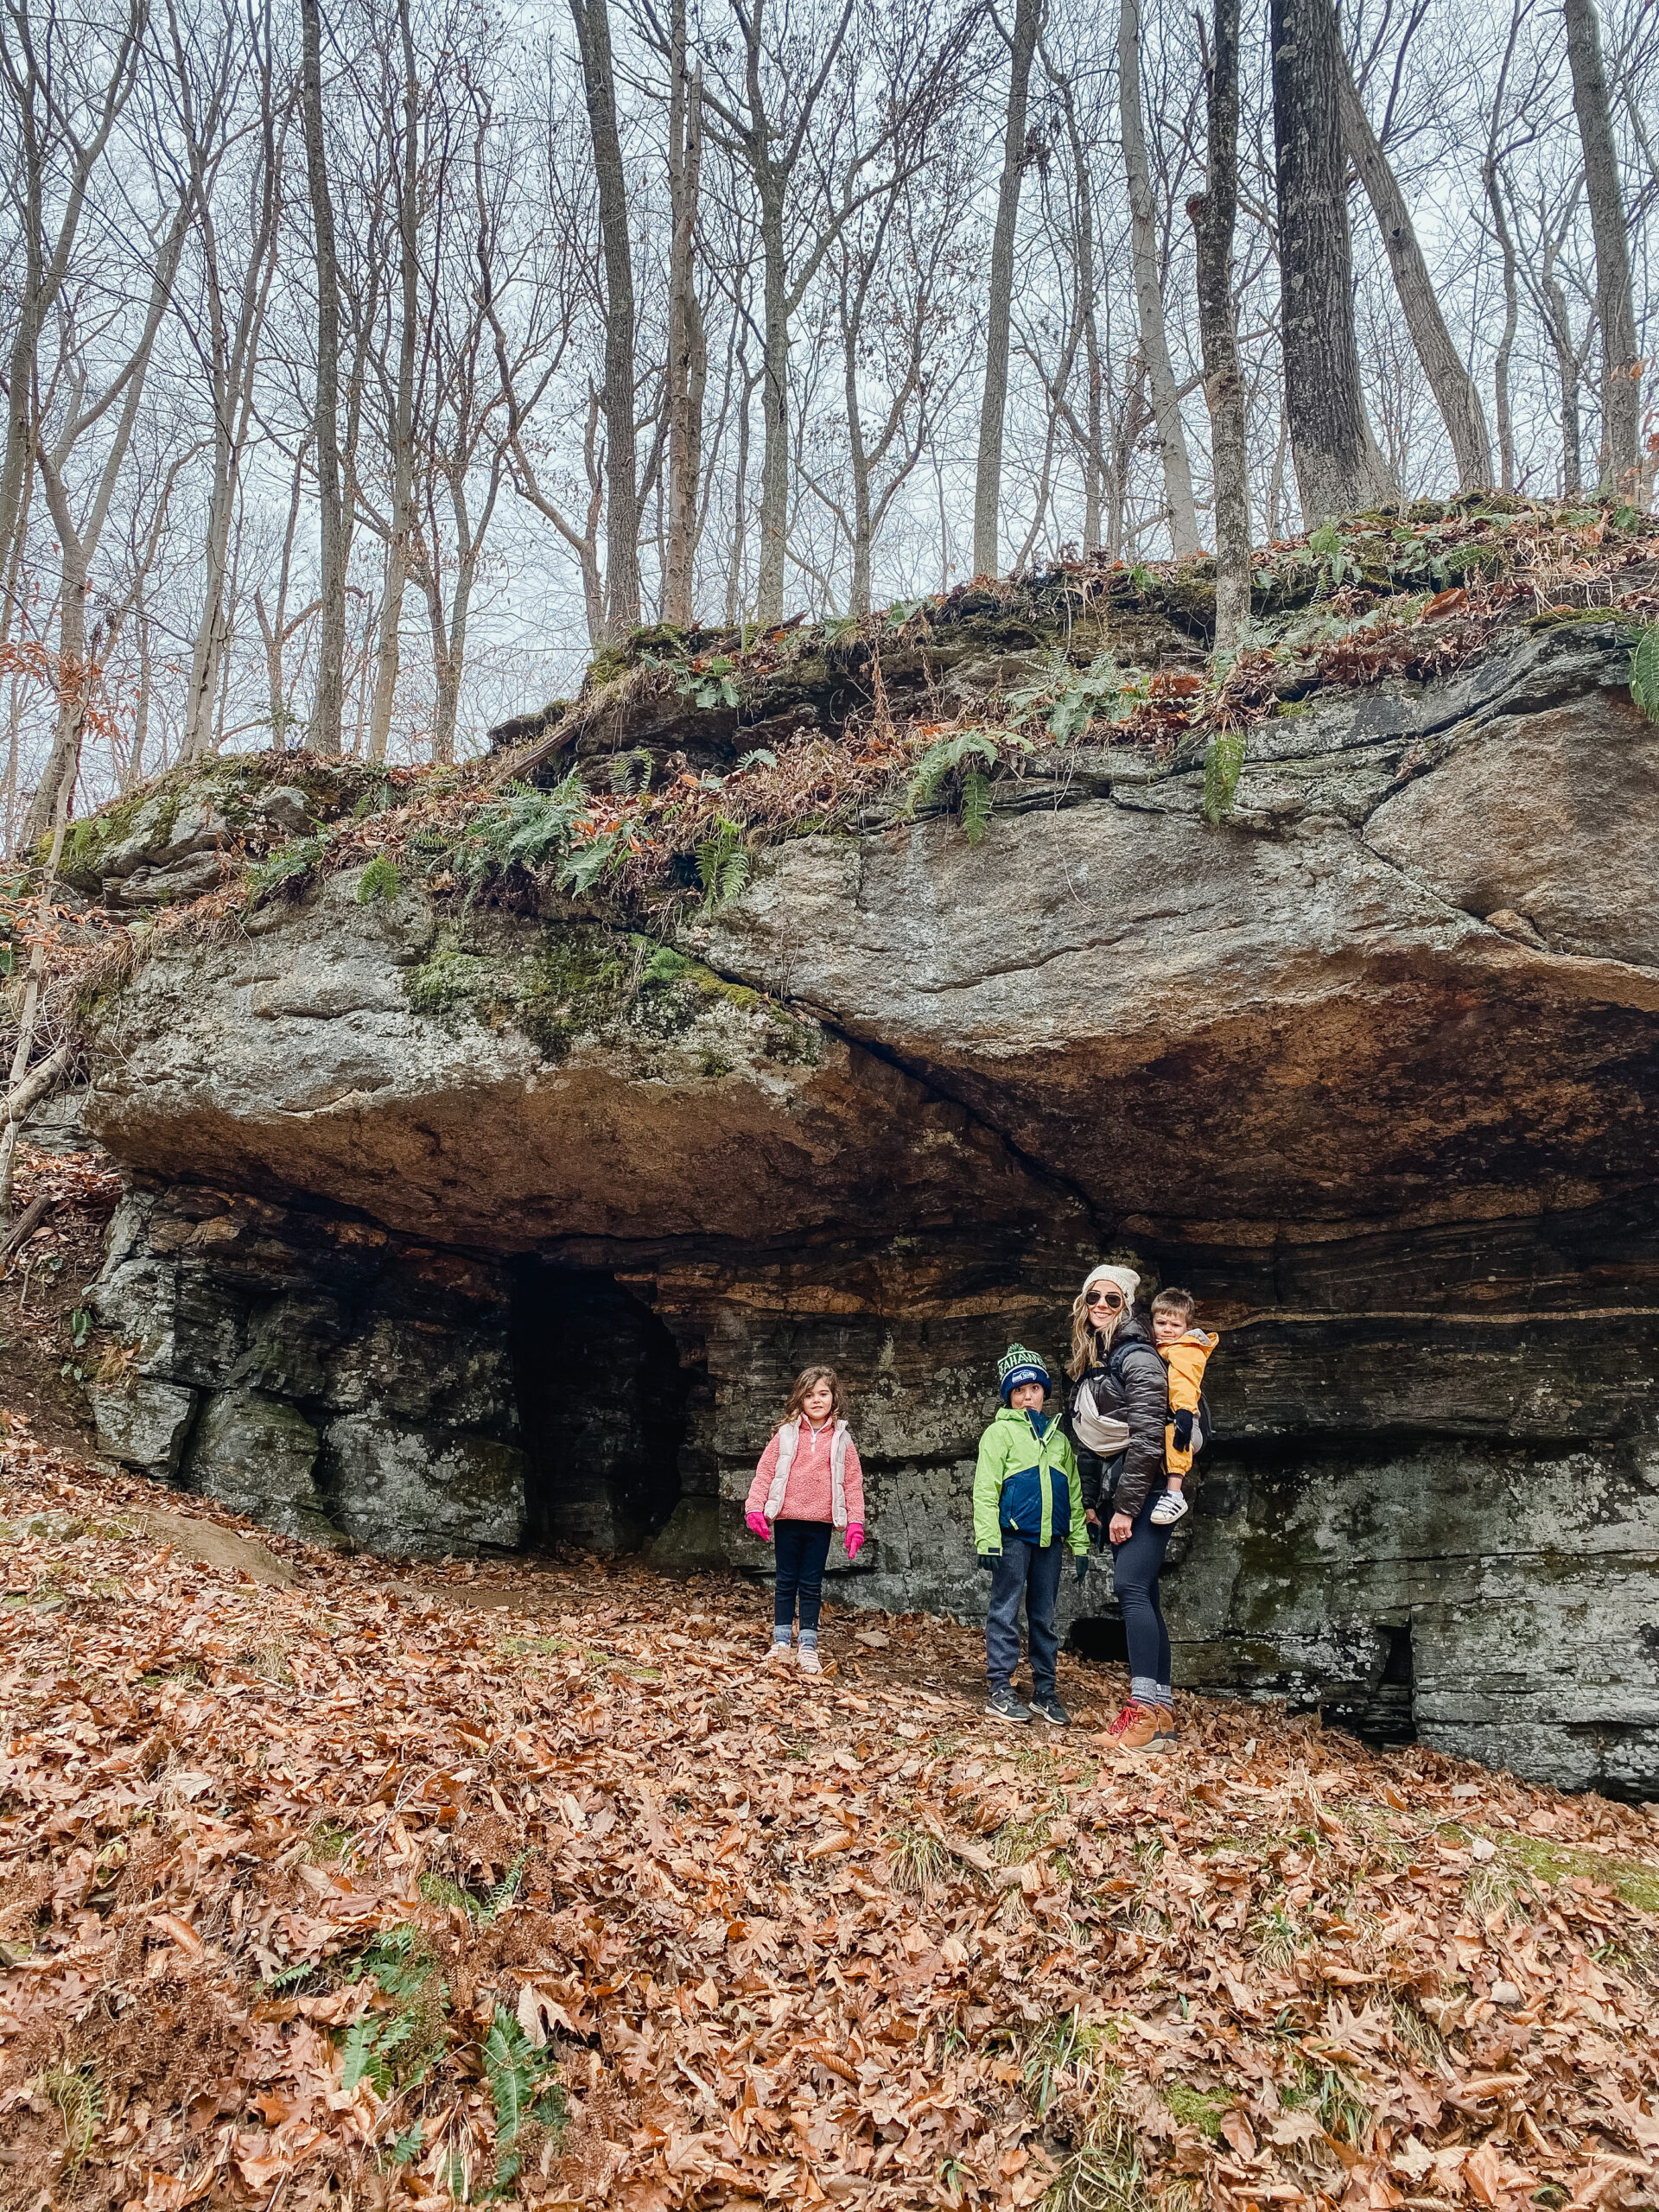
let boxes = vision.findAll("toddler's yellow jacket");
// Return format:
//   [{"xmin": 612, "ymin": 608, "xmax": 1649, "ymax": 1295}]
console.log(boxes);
[{"xmin": 1161, "ymin": 1329, "xmax": 1218, "ymax": 1477}]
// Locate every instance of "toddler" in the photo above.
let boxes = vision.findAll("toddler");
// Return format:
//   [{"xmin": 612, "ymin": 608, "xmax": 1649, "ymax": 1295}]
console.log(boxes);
[
  {"xmin": 744, "ymin": 1364, "xmax": 865, "ymax": 1675},
  {"xmin": 1148, "ymin": 1287, "xmax": 1217, "ymax": 1527}
]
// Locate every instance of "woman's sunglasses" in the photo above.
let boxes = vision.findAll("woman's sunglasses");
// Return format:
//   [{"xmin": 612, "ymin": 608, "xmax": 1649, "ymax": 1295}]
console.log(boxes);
[{"xmin": 1086, "ymin": 1291, "xmax": 1123, "ymax": 1310}]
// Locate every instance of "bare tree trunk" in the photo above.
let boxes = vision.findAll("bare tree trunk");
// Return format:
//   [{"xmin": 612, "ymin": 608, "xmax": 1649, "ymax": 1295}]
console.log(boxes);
[
  {"xmin": 1336, "ymin": 59, "xmax": 1491, "ymax": 491},
  {"xmin": 753, "ymin": 168, "xmax": 791, "ymax": 622},
  {"xmin": 0, "ymin": 781, "xmax": 73, "ymax": 1221},
  {"xmin": 1269, "ymin": 0, "xmax": 1397, "ymax": 523},
  {"xmin": 1484, "ymin": 168, "xmax": 1520, "ymax": 493},
  {"xmin": 1537, "ymin": 219, "xmax": 1585, "ymax": 498},
  {"xmin": 1120, "ymin": 0, "xmax": 1199, "ymax": 556},
  {"xmin": 663, "ymin": 2, "xmax": 704, "ymax": 627},
  {"xmin": 972, "ymin": 0, "xmax": 1041, "ymax": 580},
  {"xmin": 0, "ymin": 3, "xmax": 143, "ymax": 652},
  {"xmin": 569, "ymin": 0, "xmax": 640, "ymax": 635},
  {"xmin": 1563, "ymin": 0, "xmax": 1640, "ymax": 494},
  {"xmin": 300, "ymin": 0, "xmax": 345, "ymax": 753},
  {"xmin": 1189, "ymin": 0, "xmax": 1250, "ymax": 650},
  {"xmin": 368, "ymin": 0, "xmax": 421, "ymax": 760}
]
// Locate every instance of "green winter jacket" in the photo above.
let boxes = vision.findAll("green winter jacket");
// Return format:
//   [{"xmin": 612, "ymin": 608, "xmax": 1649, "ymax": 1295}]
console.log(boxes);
[{"xmin": 972, "ymin": 1408, "xmax": 1088, "ymax": 1557}]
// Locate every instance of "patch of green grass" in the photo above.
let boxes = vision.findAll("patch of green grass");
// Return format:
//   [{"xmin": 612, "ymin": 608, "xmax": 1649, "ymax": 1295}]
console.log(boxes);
[
  {"xmin": 1501, "ymin": 1834, "xmax": 1659, "ymax": 1915},
  {"xmin": 39, "ymin": 2063, "xmax": 102, "ymax": 2175},
  {"xmin": 1282, "ymin": 2056, "xmax": 1370, "ymax": 2147},
  {"xmin": 887, "ymin": 1825, "xmax": 956, "ymax": 1896},
  {"xmin": 418, "ymin": 1850, "xmax": 530, "ymax": 1926},
  {"xmin": 994, "ymin": 1814, "xmax": 1053, "ymax": 1867},
  {"xmin": 308, "ymin": 1819, "xmax": 356, "ymax": 1866}
]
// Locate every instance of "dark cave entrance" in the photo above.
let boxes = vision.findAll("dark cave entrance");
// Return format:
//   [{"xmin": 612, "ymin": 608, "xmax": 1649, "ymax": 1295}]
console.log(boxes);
[
  {"xmin": 1067, "ymin": 1612, "xmax": 1129, "ymax": 1667},
  {"xmin": 1321, "ymin": 1621, "xmax": 1417, "ymax": 1747},
  {"xmin": 511, "ymin": 1262, "xmax": 693, "ymax": 1554}
]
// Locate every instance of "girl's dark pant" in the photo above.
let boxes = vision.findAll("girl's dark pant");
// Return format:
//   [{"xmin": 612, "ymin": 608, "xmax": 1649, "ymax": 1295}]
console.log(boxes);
[
  {"xmin": 772, "ymin": 1518, "xmax": 832, "ymax": 1633},
  {"xmin": 1111, "ymin": 1497, "xmax": 1173, "ymax": 1700}
]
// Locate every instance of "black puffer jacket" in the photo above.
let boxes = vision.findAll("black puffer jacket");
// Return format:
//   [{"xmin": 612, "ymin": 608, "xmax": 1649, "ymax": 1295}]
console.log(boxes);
[{"xmin": 1065, "ymin": 1315, "xmax": 1168, "ymax": 1523}]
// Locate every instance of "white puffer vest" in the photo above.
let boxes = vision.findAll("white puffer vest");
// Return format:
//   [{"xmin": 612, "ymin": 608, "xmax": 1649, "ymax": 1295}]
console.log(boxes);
[{"xmin": 763, "ymin": 1416, "xmax": 852, "ymax": 1528}]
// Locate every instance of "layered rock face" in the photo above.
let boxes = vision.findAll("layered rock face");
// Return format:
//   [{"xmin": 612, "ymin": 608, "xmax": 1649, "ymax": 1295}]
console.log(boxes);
[{"xmin": 78, "ymin": 620, "xmax": 1659, "ymax": 1795}]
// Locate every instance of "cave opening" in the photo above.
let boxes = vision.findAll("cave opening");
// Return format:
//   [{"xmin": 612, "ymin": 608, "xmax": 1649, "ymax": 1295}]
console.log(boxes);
[
  {"xmin": 511, "ymin": 1262, "xmax": 692, "ymax": 1554},
  {"xmin": 1321, "ymin": 1621, "xmax": 1417, "ymax": 1747},
  {"xmin": 1067, "ymin": 1612, "xmax": 1129, "ymax": 1667}
]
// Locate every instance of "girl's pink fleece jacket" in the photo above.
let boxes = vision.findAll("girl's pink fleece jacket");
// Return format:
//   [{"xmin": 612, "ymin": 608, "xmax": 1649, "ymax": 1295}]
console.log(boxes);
[{"xmin": 745, "ymin": 1422, "xmax": 865, "ymax": 1524}]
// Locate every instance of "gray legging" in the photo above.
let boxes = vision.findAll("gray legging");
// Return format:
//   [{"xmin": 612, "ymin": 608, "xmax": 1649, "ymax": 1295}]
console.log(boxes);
[{"xmin": 1112, "ymin": 1494, "xmax": 1173, "ymax": 1705}]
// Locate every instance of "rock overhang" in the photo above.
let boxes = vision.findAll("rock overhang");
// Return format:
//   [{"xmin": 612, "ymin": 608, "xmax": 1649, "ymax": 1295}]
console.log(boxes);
[{"xmin": 55, "ymin": 611, "xmax": 1659, "ymax": 1795}]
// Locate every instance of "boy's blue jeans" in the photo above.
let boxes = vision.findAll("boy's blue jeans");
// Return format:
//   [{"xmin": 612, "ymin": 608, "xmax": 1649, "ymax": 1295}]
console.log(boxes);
[{"xmin": 986, "ymin": 1535, "xmax": 1065, "ymax": 1698}]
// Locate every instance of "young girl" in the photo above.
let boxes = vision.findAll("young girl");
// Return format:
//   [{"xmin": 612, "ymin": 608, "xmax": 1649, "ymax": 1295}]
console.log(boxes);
[{"xmin": 744, "ymin": 1365, "xmax": 865, "ymax": 1675}]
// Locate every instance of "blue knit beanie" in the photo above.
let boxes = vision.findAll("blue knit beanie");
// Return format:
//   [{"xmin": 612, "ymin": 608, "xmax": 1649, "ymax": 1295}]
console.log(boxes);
[{"xmin": 996, "ymin": 1343, "xmax": 1049, "ymax": 1402}]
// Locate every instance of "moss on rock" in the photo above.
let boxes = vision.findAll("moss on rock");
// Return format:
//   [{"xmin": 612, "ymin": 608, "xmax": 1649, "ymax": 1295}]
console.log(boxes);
[{"xmin": 404, "ymin": 919, "xmax": 818, "ymax": 1071}]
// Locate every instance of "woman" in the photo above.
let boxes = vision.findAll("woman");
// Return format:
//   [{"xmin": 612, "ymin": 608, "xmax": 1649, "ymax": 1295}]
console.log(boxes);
[{"xmin": 1065, "ymin": 1262, "xmax": 1178, "ymax": 1751}]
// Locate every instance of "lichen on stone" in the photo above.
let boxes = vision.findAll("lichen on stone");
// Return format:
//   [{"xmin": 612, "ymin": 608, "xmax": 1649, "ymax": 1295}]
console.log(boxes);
[{"xmin": 403, "ymin": 917, "xmax": 817, "ymax": 1070}]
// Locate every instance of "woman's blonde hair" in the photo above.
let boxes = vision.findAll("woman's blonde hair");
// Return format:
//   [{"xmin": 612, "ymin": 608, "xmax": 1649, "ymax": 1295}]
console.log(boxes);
[
  {"xmin": 783, "ymin": 1364, "xmax": 844, "ymax": 1423},
  {"xmin": 1067, "ymin": 1289, "xmax": 1125, "ymax": 1381}
]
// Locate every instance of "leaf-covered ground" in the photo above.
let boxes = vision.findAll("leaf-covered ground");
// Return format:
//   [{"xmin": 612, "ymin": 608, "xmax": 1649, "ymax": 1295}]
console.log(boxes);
[{"xmin": 3, "ymin": 1428, "xmax": 1658, "ymax": 2210}]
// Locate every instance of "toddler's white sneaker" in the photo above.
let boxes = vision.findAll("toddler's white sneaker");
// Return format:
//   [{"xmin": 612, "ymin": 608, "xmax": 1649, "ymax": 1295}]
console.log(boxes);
[
  {"xmin": 797, "ymin": 1645, "xmax": 823, "ymax": 1675},
  {"xmin": 1150, "ymin": 1491, "xmax": 1189, "ymax": 1526},
  {"xmin": 766, "ymin": 1638, "xmax": 795, "ymax": 1663}
]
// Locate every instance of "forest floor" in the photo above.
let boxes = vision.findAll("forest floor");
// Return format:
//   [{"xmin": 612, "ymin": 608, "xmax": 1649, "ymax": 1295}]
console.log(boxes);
[{"xmin": 3, "ymin": 1426, "xmax": 1658, "ymax": 2212}]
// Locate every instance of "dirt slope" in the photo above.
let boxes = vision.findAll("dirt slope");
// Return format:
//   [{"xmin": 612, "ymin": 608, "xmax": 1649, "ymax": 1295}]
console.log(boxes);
[{"xmin": 2, "ymin": 1428, "xmax": 1657, "ymax": 2211}]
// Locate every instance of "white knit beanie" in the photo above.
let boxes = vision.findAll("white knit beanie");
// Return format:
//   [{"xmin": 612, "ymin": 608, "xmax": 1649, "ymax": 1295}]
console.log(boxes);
[{"xmin": 1081, "ymin": 1262, "xmax": 1141, "ymax": 1307}]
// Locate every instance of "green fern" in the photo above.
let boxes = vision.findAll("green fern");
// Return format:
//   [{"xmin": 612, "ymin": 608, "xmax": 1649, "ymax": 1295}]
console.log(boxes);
[
  {"xmin": 245, "ymin": 830, "xmax": 334, "ymax": 899},
  {"xmin": 1203, "ymin": 728, "xmax": 1247, "ymax": 824},
  {"xmin": 448, "ymin": 773, "xmax": 591, "ymax": 892},
  {"xmin": 340, "ymin": 2010, "xmax": 413, "ymax": 2092},
  {"xmin": 902, "ymin": 729, "xmax": 1000, "ymax": 821},
  {"xmin": 1630, "ymin": 625, "xmax": 1659, "ymax": 722},
  {"xmin": 356, "ymin": 853, "xmax": 402, "ymax": 903},
  {"xmin": 557, "ymin": 828, "xmax": 623, "ymax": 895},
  {"xmin": 483, "ymin": 2004, "xmax": 567, "ymax": 2183},
  {"xmin": 696, "ymin": 817, "xmax": 751, "ymax": 911},
  {"xmin": 1006, "ymin": 649, "xmax": 1125, "ymax": 742},
  {"xmin": 960, "ymin": 771, "xmax": 993, "ymax": 844}
]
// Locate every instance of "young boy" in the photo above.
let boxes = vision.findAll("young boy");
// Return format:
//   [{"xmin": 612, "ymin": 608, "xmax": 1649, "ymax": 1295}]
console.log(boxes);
[
  {"xmin": 973, "ymin": 1344, "xmax": 1088, "ymax": 1728},
  {"xmin": 1148, "ymin": 1288, "xmax": 1217, "ymax": 1527}
]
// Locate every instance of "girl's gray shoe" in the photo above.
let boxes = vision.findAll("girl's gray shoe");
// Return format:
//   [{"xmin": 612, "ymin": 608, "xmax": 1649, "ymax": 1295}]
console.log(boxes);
[
  {"xmin": 985, "ymin": 1684, "xmax": 1032, "ymax": 1723},
  {"xmin": 1150, "ymin": 1491, "xmax": 1189, "ymax": 1526}
]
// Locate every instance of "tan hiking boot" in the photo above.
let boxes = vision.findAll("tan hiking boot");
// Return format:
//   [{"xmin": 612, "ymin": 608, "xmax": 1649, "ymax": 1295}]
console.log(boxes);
[
  {"xmin": 1153, "ymin": 1704, "xmax": 1178, "ymax": 1744},
  {"xmin": 1103, "ymin": 1700, "xmax": 1162, "ymax": 1751}
]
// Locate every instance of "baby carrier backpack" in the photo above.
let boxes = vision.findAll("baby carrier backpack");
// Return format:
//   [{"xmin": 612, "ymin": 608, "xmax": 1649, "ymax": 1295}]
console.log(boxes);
[{"xmin": 1071, "ymin": 1341, "xmax": 1215, "ymax": 1510}]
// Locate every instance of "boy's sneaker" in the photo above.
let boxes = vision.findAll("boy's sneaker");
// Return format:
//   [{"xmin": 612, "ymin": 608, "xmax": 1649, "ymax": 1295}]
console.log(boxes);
[
  {"xmin": 798, "ymin": 1645, "xmax": 823, "ymax": 1675},
  {"xmin": 1103, "ymin": 1700, "xmax": 1162, "ymax": 1751},
  {"xmin": 984, "ymin": 1685, "xmax": 1032, "ymax": 1724},
  {"xmin": 1150, "ymin": 1491, "xmax": 1189, "ymax": 1526},
  {"xmin": 1029, "ymin": 1695, "xmax": 1071, "ymax": 1728},
  {"xmin": 766, "ymin": 1639, "xmax": 795, "ymax": 1664}
]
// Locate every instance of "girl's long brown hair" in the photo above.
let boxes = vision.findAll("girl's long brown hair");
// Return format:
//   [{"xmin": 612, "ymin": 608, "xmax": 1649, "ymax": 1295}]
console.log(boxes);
[
  {"xmin": 783, "ymin": 1364, "xmax": 844, "ymax": 1424},
  {"xmin": 1067, "ymin": 1290, "xmax": 1123, "ymax": 1381}
]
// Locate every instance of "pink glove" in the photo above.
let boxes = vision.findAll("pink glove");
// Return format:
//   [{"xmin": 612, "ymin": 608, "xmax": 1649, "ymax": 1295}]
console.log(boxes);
[
  {"xmin": 845, "ymin": 1523, "xmax": 865, "ymax": 1562},
  {"xmin": 745, "ymin": 1511, "xmax": 772, "ymax": 1542}
]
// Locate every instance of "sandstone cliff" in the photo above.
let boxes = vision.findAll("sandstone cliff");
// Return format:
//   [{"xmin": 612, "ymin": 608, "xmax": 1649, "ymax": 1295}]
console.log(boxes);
[{"xmin": 33, "ymin": 522, "xmax": 1659, "ymax": 1799}]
